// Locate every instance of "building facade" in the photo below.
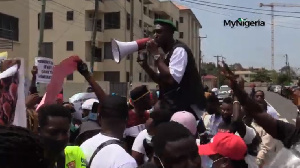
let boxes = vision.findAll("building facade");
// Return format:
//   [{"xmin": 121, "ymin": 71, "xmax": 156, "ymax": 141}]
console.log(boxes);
[
  {"xmin": 175, "ymin": 3, "xmax": 202, "ymax": 72},
  {"xmin": 0, "ymin": 0, "xmax": 201, "ymax": 85}
]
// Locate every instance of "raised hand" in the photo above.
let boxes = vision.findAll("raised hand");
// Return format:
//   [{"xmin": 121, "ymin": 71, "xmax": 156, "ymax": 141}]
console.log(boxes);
[
  {"xmin": 31, "ymin": 66, "xmax": 38, "ymax": 76},
  {"xmin": 76, "ymin": 60, "xmax": 90, "ymax": 77}
]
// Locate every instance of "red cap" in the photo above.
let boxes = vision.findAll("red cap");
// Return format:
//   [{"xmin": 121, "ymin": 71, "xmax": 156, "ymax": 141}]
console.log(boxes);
[{"xmin": 198, "ymin": 132, "xmax": 247, "ymax": 160}]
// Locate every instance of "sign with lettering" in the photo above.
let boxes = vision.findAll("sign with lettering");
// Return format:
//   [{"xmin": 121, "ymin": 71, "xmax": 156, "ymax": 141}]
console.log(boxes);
[{"xmin": 35, "ymin": 57, "xmax": 53, "ymax": 84}]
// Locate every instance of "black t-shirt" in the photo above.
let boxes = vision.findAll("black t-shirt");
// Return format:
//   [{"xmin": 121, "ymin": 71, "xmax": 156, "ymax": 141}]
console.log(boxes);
[{"xmin": 277, "ymin": 120, "xmax": 300, "ymax": 148}]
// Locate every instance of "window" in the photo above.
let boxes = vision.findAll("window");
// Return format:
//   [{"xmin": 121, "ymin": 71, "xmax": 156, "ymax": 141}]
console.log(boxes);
[
  {"xmin": 97, "ymin": 19, "xmax": 102, "ymax": 31},
  {"xmin": 67, "ymin": 11, "xmax": 73, "ymax": 21},
  {"xmin": 0, "ymin": 12, "xmax": 19, "ymax": 41},
  {"xmin": 67, "ymin": 73, "xmax": 73, "ymax": 81},
  {"xmin": 104, "ymin": 72, "xmax": 120, "ymax": 82},
  {"xmin": 139, "ymin": 73, "xmax": 142, "ymax": 81},
  {"xmin": 104, "ymin": 12, "xmax": 120, "ymax": 29},
  {"xmin": 41, "ymin": 42, "xmax": 53, "ymax": 58},
  {"xmin": 104, "ymin": 42, "xmax": 112, "ymax": 59},
  {"xmin": 66, "ymin": 41, "xmax": 73, "ymax": 51},
  {"xmin": 180, "ymin": 17, "xmax": 183, "ymax": 23},
  {"xmin": 126, "ymin": 13, "xmax": 130, "ymax": 30},
  {"xmin": 244, "ymin": 74, "xmax": 249, "ymax": 77},
  {"xmin": 139, "ymin": 20, "xmax": 142, "ymax": 28},
  {"xmin": 126, "ymin": 72, "xmax": 129, "ymax": 82},
  {"xmin": 38, "ymin": 12, "xmax": 53, "ymax": 29},
  {"xmin": 95, "ymin": 47, "xmax": 102, "ymax": 62},
  {"xmin": 143, "ymin": 7, "xmax": 147, "ymax": 15},
  {"xmin": 179, "ymin": 32, "xmax": 184, "ymax": 38}
]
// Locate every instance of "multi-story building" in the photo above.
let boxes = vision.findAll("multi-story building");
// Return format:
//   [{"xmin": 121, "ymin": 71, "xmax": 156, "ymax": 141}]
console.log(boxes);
[
  {"xmin": 0, "ymin": 0, "xmax": 202, "ymax": 94},
  {"xmin": 175, "ymin": 3, "xmax": 202, "ymax": 71}
]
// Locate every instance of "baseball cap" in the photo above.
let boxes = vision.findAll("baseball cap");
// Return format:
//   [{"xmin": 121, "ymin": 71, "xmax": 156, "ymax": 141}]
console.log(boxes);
[
  {"xmin": 82, "ymin": 98, "xmax": 99, "ymax": 110},
  {"xmin": 170, "ymin": 111, "xmax": 197, "ymax": 135},
  {"xmin": 198, "ymin": 132, "xmax": 247, "ymax": 160}
]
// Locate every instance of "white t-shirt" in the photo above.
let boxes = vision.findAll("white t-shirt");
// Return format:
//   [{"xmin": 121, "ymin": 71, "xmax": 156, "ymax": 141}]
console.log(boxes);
[
  {"xmin": 267, "ymin": 105, "xmax": 279, "ymax": 119},
  {"xmin": 132, "ymin": 129, "xmax": 149, "ymax": 162},
  {"xmin": 80, "ymin": 133, "xmax": 137, "ymax": 168}
]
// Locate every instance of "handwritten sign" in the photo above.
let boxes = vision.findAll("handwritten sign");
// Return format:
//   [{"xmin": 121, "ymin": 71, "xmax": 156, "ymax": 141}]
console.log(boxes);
[{"xmin": 35, "ymin": 57, "xmax": 53, "ymax": 83}]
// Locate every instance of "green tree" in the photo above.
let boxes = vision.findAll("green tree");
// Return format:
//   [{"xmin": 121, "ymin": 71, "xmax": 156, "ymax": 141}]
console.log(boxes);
[
  {"xmin": 277, "ymin": 74, "xmax": 292, "ymax": 85},
  {"xmin": 252, "ymin": 69, "xmax": 271, "ymax": 82},
  {"xmin": 269, "ymin": 70, "xmax": 278, "ymax": 83}
]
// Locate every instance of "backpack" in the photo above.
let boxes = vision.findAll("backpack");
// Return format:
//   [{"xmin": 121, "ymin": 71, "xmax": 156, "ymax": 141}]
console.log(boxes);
[{"xmin": 87, "ymin": 139, "xmax": 122, "ymax": 168}]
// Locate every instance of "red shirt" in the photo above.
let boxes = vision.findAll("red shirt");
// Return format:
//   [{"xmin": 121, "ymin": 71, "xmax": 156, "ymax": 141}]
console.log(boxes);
[{"xmin": 127, "ymin": 109, "xmax": 150, "ymax": 128}]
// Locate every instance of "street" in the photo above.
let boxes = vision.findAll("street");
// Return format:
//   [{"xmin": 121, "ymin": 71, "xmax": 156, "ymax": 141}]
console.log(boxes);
[
  {"xmin": 263, "ymin": 88, "xmax": 298, "ymax": 124},
  {"xmin": 246, "ymin": 87, "xmax": 298, "ymax": 124}
]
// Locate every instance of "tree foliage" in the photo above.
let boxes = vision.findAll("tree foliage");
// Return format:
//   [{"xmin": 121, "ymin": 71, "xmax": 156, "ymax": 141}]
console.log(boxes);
[
  {"xmin": 252, "ymin": 69, "xmax": 271, "ymax": 82},
  {"xmin": 277, "ymin": 74, "xmax": 292, "ymax": 85}
]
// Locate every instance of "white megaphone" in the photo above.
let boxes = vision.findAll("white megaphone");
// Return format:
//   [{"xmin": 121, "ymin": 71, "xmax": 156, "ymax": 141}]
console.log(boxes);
[{"xmin": 111, "ymin": 38, "xmax": 150, "ymax": 63}]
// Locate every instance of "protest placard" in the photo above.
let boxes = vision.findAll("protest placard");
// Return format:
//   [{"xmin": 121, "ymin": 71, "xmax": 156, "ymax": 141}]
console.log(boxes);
[
  {"xmin": 35, "ymin": 57, "xmax": 53, "ymax": 83},
  {"xmin": 0, "ymin": 58, "xmax": 26, "ymax": 127}
]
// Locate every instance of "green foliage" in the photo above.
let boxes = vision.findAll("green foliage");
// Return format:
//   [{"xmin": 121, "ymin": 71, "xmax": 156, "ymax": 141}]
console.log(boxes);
[
  {"xmin": 277, "ymin": 74, "xmax": 292, "ymax": 85},
  {"xmin": 252, "ymin": 69, "xmax": 271, "ymax": 82}
]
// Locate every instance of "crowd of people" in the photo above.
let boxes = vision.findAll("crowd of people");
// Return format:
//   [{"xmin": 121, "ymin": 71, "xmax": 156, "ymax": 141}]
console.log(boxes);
[{"xmin": 2, "ymin": 19, "xmax": 300, "ymax": 168}]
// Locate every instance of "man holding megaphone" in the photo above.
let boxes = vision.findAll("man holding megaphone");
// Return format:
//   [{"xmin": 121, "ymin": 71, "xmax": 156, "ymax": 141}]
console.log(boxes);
[{"xmin": 137, "ymin": 19, "xmax": 206, "ymax": 120}]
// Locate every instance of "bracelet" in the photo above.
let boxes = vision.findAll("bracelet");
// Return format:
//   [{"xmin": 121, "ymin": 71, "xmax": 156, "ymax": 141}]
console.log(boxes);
[{"xmin": 233, "ymin": 101, "xmax": 240, "ymax": 104}]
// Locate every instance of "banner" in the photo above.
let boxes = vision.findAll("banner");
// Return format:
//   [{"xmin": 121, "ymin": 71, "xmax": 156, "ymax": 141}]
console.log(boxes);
[
  {"xmin": 69, "ymin": 92, "xmax": 97, "ymax": 120},
  {"xmin": 36, "ymin": 56, "xmax": 80, "ymax": 111},
  {"xmin": 0, "ymin": 58, "xmax": 26, "ymax": 127},
  {"xmin": 35, "ymin": 57, "xmax": 53, "ymax": 84},
  {"xmin": 0, "ymin": 51, "xmax": 8, "ymax": 61}
]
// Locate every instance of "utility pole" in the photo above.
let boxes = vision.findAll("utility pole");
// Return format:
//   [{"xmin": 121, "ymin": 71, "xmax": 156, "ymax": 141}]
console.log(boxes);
[
  {"xmin": 214, "ymin": 55, "xmax": 225, "ymax": 88},
  {"xmin": 284, "ymin": 54, "xmax": 290, "ymax": 78},
  {"xmin": 259, "ymin": 3, "xmax": 300, "ymax": 70},
  {"xmin": 90, "ymin": 0, "xmax": 99, "ymax": 74},
  {"xmin": 129, "ymin": 0, "xmax": 134, "ymax": 85},
  {"xmin": 198, "ymin": 35, "xmax": 207, "ymax": 76},
  {"xmin": 37, "ymin": 0, "xmax": 46, "ymax": 57}
]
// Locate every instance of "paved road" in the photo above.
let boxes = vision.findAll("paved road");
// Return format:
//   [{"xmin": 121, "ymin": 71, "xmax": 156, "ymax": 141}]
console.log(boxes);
[{"xmin": 246, "ymin": 87, "xmax": 298, "ymax": 124}]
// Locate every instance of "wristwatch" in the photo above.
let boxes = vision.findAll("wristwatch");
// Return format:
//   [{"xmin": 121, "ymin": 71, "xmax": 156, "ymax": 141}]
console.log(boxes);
[{"xmin": 154, "ymin": 54, "xmax": 161, "ymax": 61}]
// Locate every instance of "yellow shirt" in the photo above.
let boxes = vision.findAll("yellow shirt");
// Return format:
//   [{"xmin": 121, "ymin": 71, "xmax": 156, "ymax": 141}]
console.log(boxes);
[{"xmin": 64, "ymin": 146, "xmax": 87, "ymax": 168}]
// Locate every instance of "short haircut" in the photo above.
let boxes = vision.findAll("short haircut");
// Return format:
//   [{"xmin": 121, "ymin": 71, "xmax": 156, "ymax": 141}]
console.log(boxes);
[
  {"xmin": 206, "ymin": 94, "xmax": 219, "ymax": 104},
  {"xmin": 152, "ymin": 121, "xmax": 192, "ymax": 157},
  {"xmin": 255, "ymin": 90, "xmax": 265, "ymax": 97},
  {"xmin": 38, "ymin": 104, "xmax": 72, "ymax": 128},
  {"xmin": 150, "ymin": 107, "xmax": 173, "ymax": 127},
  {"xmin": 100, "ymin": 95, "xmax": 128, "ymax": 120},
  {"xmin": 0, "ymin": 125, "xmax": 46, "ymax": 168},
  {"xmin": 223, "ymin": 97, "xmax": 233, "ymax": 104}
]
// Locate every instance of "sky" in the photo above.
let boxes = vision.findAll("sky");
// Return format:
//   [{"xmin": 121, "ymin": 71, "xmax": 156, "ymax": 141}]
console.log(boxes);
[{"xmin": 173, "ymin": 0, "xmax": 300, "ymax": 71}]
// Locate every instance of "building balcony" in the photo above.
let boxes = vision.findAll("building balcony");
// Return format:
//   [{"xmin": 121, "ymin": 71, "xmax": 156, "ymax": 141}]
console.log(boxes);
[
  {"xmin": 143, "ymin": 15, "xmax": 153, "ymax": 26},
  {"xmin": 84, "ymin": 0, "xmax": 105, "ymax": 12}
]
